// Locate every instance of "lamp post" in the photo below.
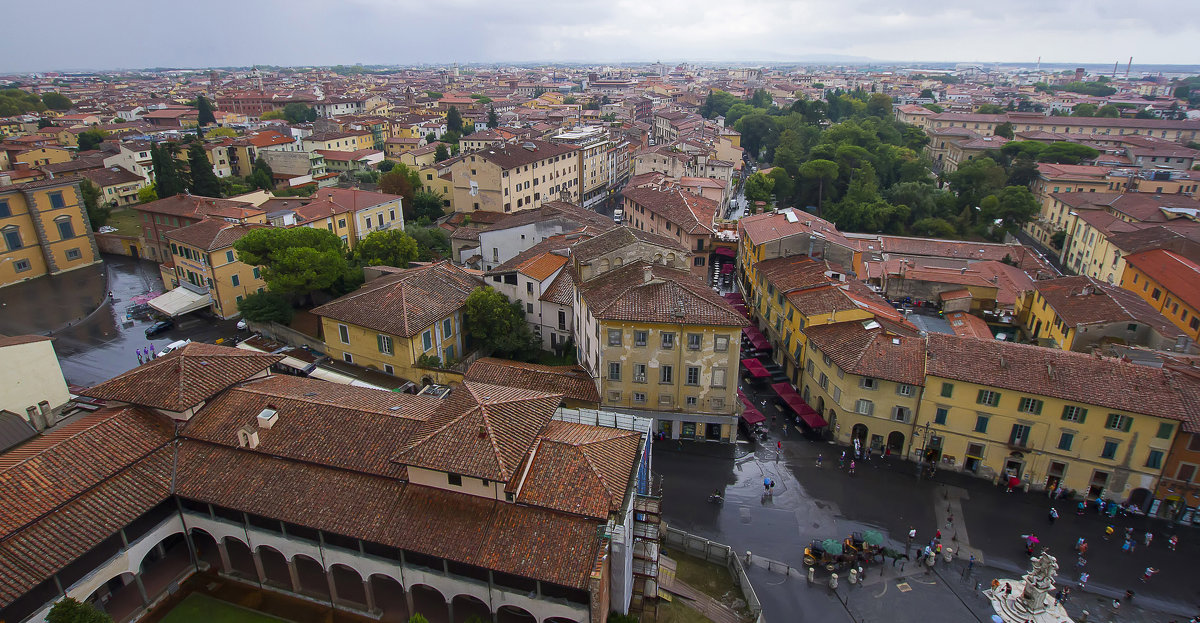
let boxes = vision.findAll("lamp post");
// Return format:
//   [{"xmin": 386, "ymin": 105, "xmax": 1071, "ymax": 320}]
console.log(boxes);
[{"xmin": 914, "ymin": 421, "xmax": 933, "ymax": 481}]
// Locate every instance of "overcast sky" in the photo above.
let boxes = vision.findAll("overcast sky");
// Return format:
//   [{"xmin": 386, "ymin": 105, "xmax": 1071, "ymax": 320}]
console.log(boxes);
[{"xmin": 4, "ymin": 0, "xmax": 1198, "ymax": 72}]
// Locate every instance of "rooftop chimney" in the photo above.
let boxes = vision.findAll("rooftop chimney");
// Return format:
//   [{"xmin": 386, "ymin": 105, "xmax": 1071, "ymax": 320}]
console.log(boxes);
[
  {"xmin": 237, "ymin": 425, "xmax": 260, "ymax": 449},
  {"xmin": 643, "ymin": 265, "xmax": 653, "ymax": 283},
  {"xmin": 256, "ymin": 407, "xmax": 279, "ymax": 429}
]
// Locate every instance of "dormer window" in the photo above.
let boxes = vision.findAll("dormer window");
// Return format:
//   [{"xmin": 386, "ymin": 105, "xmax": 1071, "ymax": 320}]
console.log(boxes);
[{"xmin": 447, "ymin": 473, "xmax": 463, "ymax": 486}]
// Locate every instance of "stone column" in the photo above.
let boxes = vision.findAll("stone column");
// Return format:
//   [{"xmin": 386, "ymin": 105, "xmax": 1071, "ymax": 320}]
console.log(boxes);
[
  {"xmin": 362, "ymin": 580, "xmax": 376, "ymax": 613},
  {"xmin": 216, "ymin": 541, "xmax": 233, "ymax": 572},
  {"xmin": 446, "ymin": 598, "xmax": 454, "ymax": 623},
  {"xmin": 326, "ymin": 570, "xmax": 340, "ymax": 604},
  {"xmin": 133, "ymin": 575, "xmax": 150, "ymax": 605},
  {"xmin": 287, "ymin": 559, "xmax": 302, "ymax": 593},
  {"xmin": 251, "ymin": 550, "xmax": 267, "ymax": 584},
  {"xmin": 404, "ymin": 589, "xmax": 415, "ymax": 619}
]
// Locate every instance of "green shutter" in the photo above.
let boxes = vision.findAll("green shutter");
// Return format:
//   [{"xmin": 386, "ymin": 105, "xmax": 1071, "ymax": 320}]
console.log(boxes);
[{"xmin": 377, "ymin": 334, "xmax": 385, "ymax": 352}]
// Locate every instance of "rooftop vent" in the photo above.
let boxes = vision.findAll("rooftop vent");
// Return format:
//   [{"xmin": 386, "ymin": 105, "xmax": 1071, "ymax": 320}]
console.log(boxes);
[
  {"xmin": 237, "ymin": 425, "xmax": 260, "ymax": 449},
  {"xmin": 891, "ymin": 338, "xmax": 901, "ymax": 345},
  {"xmin": 522, "ymin": 142, "xmax": 537, "ymax": 151},
  {"xmin": 256, "ymin": 407, "xmax": 278, "ymax": 429}
]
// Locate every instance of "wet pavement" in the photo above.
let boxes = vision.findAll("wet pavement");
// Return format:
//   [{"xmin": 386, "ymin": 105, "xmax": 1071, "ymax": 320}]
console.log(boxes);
[
  {"xmin": 654, "ymin": 371, "xmax": 1200, "ymax": 622},
  {"xmin": 0, "ymin": 260, "xmax": 106, "ymax": 337},
  {"xmin": 46, "ymin": 255, "xmax": 242, "ymax": 387}
]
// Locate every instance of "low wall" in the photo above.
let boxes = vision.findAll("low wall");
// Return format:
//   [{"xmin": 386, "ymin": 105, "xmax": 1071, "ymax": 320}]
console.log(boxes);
[{"xmin": 663, "ymin": 526, "xmax": 764, "ymax": 623}]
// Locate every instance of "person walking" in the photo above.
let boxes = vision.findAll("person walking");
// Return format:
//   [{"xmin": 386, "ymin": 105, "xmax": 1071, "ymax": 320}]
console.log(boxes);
[
  {"xmin": 1141, "ymin": 567, "xmax": 1159, "ymax": 583},
  {"xmin": 1078, "ymin": 571, "xmax": 1089, "ymax": 589},
  {"xmin": 1075, "ymin": 537, "xmax": 1085, "ymax": 551},
  {"xmin": 1061, "ymin": 586, "xmax": 1071, "ymax": 604},
  {"xmin": 815, "ymin": 454, "xmax": 823, "ymax": 468},
  {"xmin": 1168, "ymin": 534, "xmax": 1178, "ymax": 551},
  {"xmin": 967, "ymin": 554, "xmax": 975, "ymax": 573},
  {"xmin": 1048, "ymin": 507, "xmax": 1059, "ymax": 524},
  {"xmin": 1144, "ymin": 531, "xmax": 1153, "ymax": 547},
  {"xmin": 848, "ymin": 460, "xmax": 856, "ymax": 476},
  {"xmin": 1104, "ymin": 525, "xmax": 1114, "ymax": 540}
]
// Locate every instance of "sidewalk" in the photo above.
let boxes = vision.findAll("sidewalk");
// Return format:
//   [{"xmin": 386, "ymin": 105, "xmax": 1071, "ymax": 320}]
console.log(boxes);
[{"xmin": 0, "ymin": 260, "xmax": 106, "ymax": 336}]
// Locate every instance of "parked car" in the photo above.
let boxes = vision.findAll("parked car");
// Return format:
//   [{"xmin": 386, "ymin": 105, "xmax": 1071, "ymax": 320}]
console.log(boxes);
[
  {"xmin": 144, "ymin": 320, "xmax": 174, "ymax": 337},
  {"xmin": 157, "ymin": 339, "xmax": 192, "ymax": 357}
]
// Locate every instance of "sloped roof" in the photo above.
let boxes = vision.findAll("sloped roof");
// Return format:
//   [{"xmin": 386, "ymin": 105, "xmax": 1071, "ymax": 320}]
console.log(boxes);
[
  {"xmin": 570, "ymin": 225, "xmax": 688, "ymax": 262},
  {"xmin": 1124, "ymin": 249, "xmax": 1200, "ymax": 312},
  {"xmin": 516, "ymin": 421, "xmax": 641, "ymax": 518},
  {"xmin": 805, "ymin": 322, "xmax": 926, "ymax": 386},
  {"xmin": 78, "ymin": 343, "xmax": 282, "ymax": 412},
  {"xmin": 578, "ymin": 260, "xmax": 749, "ymax": 327},
  {"xmin": 465, "ymin": 357, "xmax": 600, "ymax": 404},
  {"xmin": 394, "ymin": 381, "xmax": 560, "ymax": 482},
  {"xmin": 1035, "ymin": 275, "xmax": 1180, "ymax": 337},
  {"xmin": 312, "ymin": 261, "xmax": 483, "ymax": 337},
  {"xmin": 164, "ymin": 219, "xmax": 267, "ymax": 251}
]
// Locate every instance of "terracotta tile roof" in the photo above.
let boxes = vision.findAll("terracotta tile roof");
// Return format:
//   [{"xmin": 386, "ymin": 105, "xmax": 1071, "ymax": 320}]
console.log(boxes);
[
  {"xmin": 0, "ymin": 446, "xmax": 172, "ymax": 608},
  {"xmin": 516, "ymin": 421, "xmax": 641, "ymax": 518},
  {"xmin": 1124, "ymin": 249, "xmax": 1200, "ymax": 312},
  {"xmin": 0, "ymin": 335, "xmax": 52, "ymax": 348},
  {"xmin": 465, "ymin": 357, "xmax": 600, "ymax": 404},
  {"xmin": 570, "ymin": 225, "xmax": 688, "ymax": 262},
  {"xmin": 1034, "ymin": 276, "xmax": 1179, "ymax": 337},
  {"xmin": 621, "ymin": 185, "xmax": 716, "ymax": 235},
  {"xmin": 757, "ymin": 255, "xmax": 845, "ymax": 293},
  {"xmin": 312, "ymin": 261, "xmax": 483, "ymax": 338},
  {"xmin": 183, "ymin": 375, "xmax": 439, "ymax": 479},
  {"xmin": 479, "ymin": 201, "xmax": 614, "ymax": 234},
  {"xmin": 476, "ymin": 139, "xmax": 579, "ymax": 170},
  {"xmin": 739, "ymin": 208, "xmax": 852, "ymax": 249},
  {"xmin": 926, "ymin": 333, "xmax": 1186, "ymax": 421},
  {"xmin": 487, "ymin": 233, "xmax": 581, "ymax": 277},
  {"xmin": 133, "ymin": 194, "xmax": 263, "ymax": 220},
  {"xmin": 539, "ymin": 268, "xmax": 576, "ymax": 306},
  {"xmin": 945, "ymin": 311, "xmax": 993, "ymax": 339},
  {"xmin": 578, "ymin": 261, "xmax": 749, "ymax": 327},
  {"xmin": 79, "ymin": 343, "xmax": 283, "ymax": 412},
  {"xmin": 786, "ymin": 284, "xmax": 860, "ymax": 317},
  {"xmin": 164, "ymin": 219, "xmax": 267, "ymax": 251},
  {"xmin": 395, "ymin": 381, "xmax": 560, "ymax": 482},
  {"xmin": 174, "ymin": 439, "xmax": 604, "ymax": 589},
  {"xmin": 73, "ymin": 165, "xmax": 143, "ymax": 187},
  {"xmin": 804, "ymin": 322, "xmax": 926, "ymax": 386},
  {"xmin": 288, "ymin": 198, "xmax": 350, "ymax": 225}
]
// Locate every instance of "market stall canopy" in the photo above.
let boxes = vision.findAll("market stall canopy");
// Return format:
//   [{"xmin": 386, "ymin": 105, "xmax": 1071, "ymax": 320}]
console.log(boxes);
[
  {"xmin": 741, "ymin": 358, "xmax": 771, "ymax": 378},
  {"xmin": 147, "ymin": 286, "xmax": 211, "ymax": 317}
]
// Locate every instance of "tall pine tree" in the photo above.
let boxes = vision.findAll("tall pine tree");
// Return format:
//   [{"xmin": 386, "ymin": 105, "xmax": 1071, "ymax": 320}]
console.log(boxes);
[
  {"xmin": 487, "ymin": 105, "xmax": 499, "ymax": 129},
  {"xmin": 446, "ymin": 106, "xmax": 463, "ymax": 134},
  {"xmin": 150, "ymin": 144, "xmax": 183, "ymax": 198},
  {"xmin": 195, "ymin": 95, "xmax": 216, "ymax": 126},
  {"xmin": 188, "ymin": 144, "xmax": 221, "ymax": 197}
]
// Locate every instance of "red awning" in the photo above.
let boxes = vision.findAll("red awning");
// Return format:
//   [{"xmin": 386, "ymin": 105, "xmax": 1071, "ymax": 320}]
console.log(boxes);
[
  {"xmin": 721, "ymin": 263, "xmax": 735, "ymax": 274},
  {"xmin": 771, "ymin": 382, "xmax": 828, "ymax": 428},
  {"xmin": 740, "ymin": 408, "xmax": 766, "ymax": 426},
  {"xmin": 724, "ymin": 292, "xmax": 744, "ymax": 303},
  {"xmin": 741, "ymin": 358, "xmax": 770, "ymax": 378},
  {"xmin": 743, "ymin": 326, "xmax": 770, "ymax": 351},
  {"xmin": 714, "ymin": 247, "xmax": 736, "ymax": 258}
]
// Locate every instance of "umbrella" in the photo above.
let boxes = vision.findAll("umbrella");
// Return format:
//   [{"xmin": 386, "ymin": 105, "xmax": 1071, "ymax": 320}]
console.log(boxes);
[
  {"xmin": 863, "ymin": 530, "xmax": 884, "ymax": 546},
  {"xmin": 991, "ymin": 616, "xmax": 1004, "ymax": 623},
  {"xmin": 821, "ymin": 539, "xmax": 844, "ymax": 555}
]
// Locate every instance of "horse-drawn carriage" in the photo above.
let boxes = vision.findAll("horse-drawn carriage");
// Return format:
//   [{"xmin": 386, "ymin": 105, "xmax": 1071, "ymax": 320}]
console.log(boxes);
[{"xmin": 803, "ymin": 531, "xmax": 902, "ymax": 571}]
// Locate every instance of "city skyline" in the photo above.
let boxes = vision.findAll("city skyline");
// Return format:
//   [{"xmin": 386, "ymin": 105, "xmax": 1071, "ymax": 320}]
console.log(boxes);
[{"xmin": 2, "ymin": 0, "xmax": 1198, "ymax": 73}]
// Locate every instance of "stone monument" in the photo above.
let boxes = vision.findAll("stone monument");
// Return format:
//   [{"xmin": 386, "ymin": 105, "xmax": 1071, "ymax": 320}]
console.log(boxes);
[{"xmin": 986, "ymin": 551, "xmax": 1073, "ymax": 623}]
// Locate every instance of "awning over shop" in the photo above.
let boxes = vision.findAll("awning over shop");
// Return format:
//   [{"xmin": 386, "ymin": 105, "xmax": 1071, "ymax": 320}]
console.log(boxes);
[
  {"xmin": 733, "ymin": 304, "xmax": 750, "ymax": 318},
  {"xmin": 741, "ymin": 358, "xmax": 771, "ymax": 378},
  {"xmin": 721, "ymin": 263, "xmax": 735, "ymax": 274},
  {"xmin": 742, "ymin": 326, "xmax": 770, "ymax": 351},
  {"xmin": 737, "ymin": 391, "xmax": 767, "ymax": 426},
  {"xmin": 714, "ymin": 247, "xmax": 736, "ymax": 258},
  {"xmin": 724, "ymin": 292, "xmax": 744, "ymax": 303},
  {"xmin": 147, "ymin": 286, "xmax": 211, "ymax": 317},
  {"xmin": 771, "ymin": 382, "xmax": 828, "ymax": 428}
]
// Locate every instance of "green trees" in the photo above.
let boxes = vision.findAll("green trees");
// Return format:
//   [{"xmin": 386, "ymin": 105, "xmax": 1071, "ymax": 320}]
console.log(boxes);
[
  {"xmin": 749, "ymin": 89, "xmax": 773, "ymax": 108},
  {"xmin": 487, "ymin": 105, "xmax": 499, "ymax": 128},
  {"xmin": 282, "ymin": 103, "xmax": 318, "ymax": 124},
  {"xmin": 744, "ymin": 171, "xmax": 775, "ymax": 205},
  {"xmin": 233, "ymin": 228, "xmax": 353, "ymax": 302},
  {"xmin": 77, "ymin": 128, "xmax": 109, "ymax": 151},
  {"xmin": 446, "ymin": 106, "xmax": 463, "ymax": 135},
  {"xmin": 194, "ymin": 95, "xmax": 216, "ymax": 126},
  {"xmin": 251, "ymin": 157, "xmax": 274, "ymax": 191},
  {"xmin": 974, "ymin": 103, "xmax": 1006, "ymax": 114},
  {"xmin": 1096, "ymin": 104, "xmax": 1121, "ymax": 118},
  {"xmin": 434, "ymin": 143, "xmax": 450, "ymax": 162},
  {"xmin": 0, "ymin": 89, "xmax": 47, "ymax": 116},
  {"xmin": 379, "ymin": 164, "xmax": 421, "ymax": 208},
  {"xmin": 978, "ymin": 186, "xmax": 1040, "ymax": 238},
  {"xmin": 137, "ymin": 185, "xmax": 158, "ymax": 204},
  {"xmin": 993, "ymin": 122, "xmax": 1014, "ymax": 139},
  {"xmin": 41, "ymin": 92, "xmax": 72, "ymax": 111},
  {"xmin": 80, "ymin": 179, "xmax": 110, "ymax": 228},
  {"xmin": 354, "ymin": 229, "xmax": 418, "ymax": 268},
  {"xmin": 187, "ymin": 144, "xmax": 222, "ymax": 197},
  {"xmin": 407, "ymin": 225, "xmax": 451, "ymax": 260},
  {"xmin": 1071, "ymin": 103, "xmax": 1098, "ymax": 117},
  {"xmin": 866, "ymin": 94, "xmax": 893, "ymax": 118},
  {"xmin": 464, "ymin": 287, "xmax": 538, "ymax": 359},
  {"xmin": 701, "ymin": 90, "xmax": 738, "ymax": 118},
  {"xmin": 236, "ymin": 291, "xmax": 294, "ymax": 324},
  {"xmin": 411, "ymin": 190, "xmax": 446, "ymax": 222},
  {"xmin": 150, "ymin": 143, "xmax": 186, "ymax": 198},
  {"xmin": 46, "ymin": 597, "xmax": 111, "ymax": 623},
  {"xmin": 797, "ymin": 159, "xmax": 839, "ymax": 213}
]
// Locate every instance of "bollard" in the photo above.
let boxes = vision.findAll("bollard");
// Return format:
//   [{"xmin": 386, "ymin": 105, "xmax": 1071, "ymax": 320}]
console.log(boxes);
[
  {"xmin": 943, "ymin": 547, "xmax": 953, "ymax": 563},
  {"xmin": 745, "ymin": 550, "xmax": 752, "ymax": 565},
  {"xmin": 857, "ymin": 567, "xmax": 865, "ymax": 586},
  {"xmin": 808, "ymin": 567, "xmax": 815, "ymax": 583},
  {"xmin": 829, "ymin": 573, "xmax": 838, "ymax": 589},
  {"xmin": 849, "ymin": 568, "xmax": 858, "ymax": 585}
]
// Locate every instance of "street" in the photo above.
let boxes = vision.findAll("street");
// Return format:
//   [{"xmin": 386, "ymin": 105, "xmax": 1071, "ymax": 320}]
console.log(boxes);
[
  {"xmin": 654, "ymin": 372, "xmax": 1199, "ymax": 622},
  {"xmin": 46, "ymin": 255, "xmax": 241, "ymax": 386}
]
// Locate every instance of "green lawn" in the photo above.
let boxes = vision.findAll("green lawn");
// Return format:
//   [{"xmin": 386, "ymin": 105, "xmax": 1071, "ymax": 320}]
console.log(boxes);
[
  {"xmin": 159, "ymin": 594, "xmax": 291, "ymax": 623},
  {"xmin": 104, "ymin": 208, "xmax": 142, "ymax": 236}
]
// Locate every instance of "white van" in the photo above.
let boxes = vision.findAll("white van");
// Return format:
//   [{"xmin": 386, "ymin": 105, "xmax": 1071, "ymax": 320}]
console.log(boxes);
[
  {"xmin": 157, "ymin": 339, "xmax": 192, "ymax": 357},
  {"xmin": 613, "ymin": 208, "xmax": 624, "ymax": 223}
]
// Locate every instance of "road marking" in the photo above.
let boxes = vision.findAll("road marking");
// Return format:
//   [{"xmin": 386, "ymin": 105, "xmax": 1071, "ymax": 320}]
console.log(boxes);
[{"xmin": 896, "ymin": 582, "xmax": 912, "ymax": 592}]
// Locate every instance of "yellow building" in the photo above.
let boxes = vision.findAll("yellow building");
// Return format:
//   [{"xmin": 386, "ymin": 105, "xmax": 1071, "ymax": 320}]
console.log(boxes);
[
  {"xmin": 1015, "ymin": 275, "xmax": 1183, "ymax": 352},
  {"xmin": 448, "ymin": 139, "xmax": 582, "ymax": 213},
  {"xmin": 1025, "ymin": 163, "xmax": 1116, "ymax": 248},
  {"xmin": 0, "ymin": 178, "xmax": 101, "ymax": 288},
  {"xmin": 162, "ymin": 220, "xmax": 269, "ymax": 319},
  {"xmin": 736, "ymin": 208, "xmax": 862, "ymax": 306},
  {"xmin": 1121, "ymin": 248, "xmax": 1200, "ymax": 342},
  {"xmin": 801, "ymin": 322, "xmax": 926, "ymax": 455},
  {"xmin": 301, "ymin": 130, "xmax": 375, "ymax": 153},
  {"xmin": 312, "ymin": 262, "xmax": 483, "ymax": 383},
  {"xmin": 921, "ymin": 333, "xmax": 1182, "ymax": 500},
  {"xmin": 576, "ymin": 260, "xmax": 748, "ymax": 441},
  {"xmin": 14, "ymin": 146, "xmax": 72, "ymax": 168}
]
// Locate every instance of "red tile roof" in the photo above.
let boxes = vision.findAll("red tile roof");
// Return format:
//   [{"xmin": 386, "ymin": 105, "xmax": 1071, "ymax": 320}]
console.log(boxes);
[
  {"xmin": 1124, "ymin": 249, "xmax": 1200, "ymax": 313},
  {"xmin": 805, "ymin": 322, "xmax": 926, "ymax": 386},
  {"xmin": 578, "ymin": 261, "xmax": 749, "ymax": 327},
  {"xmin": 312, "ymin": 261, "xmax": 483, "ymax": 338},
  {"xmin": 465, "ymin": 357, "xmax": 600, "ymax": 404},
  {"xmin": 79, "ymin": 343, "xmax": 282, "ymax": 412},
  {"xmin": 516, "ymin": 421, "xmax": 641, "ymax": 518}
]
